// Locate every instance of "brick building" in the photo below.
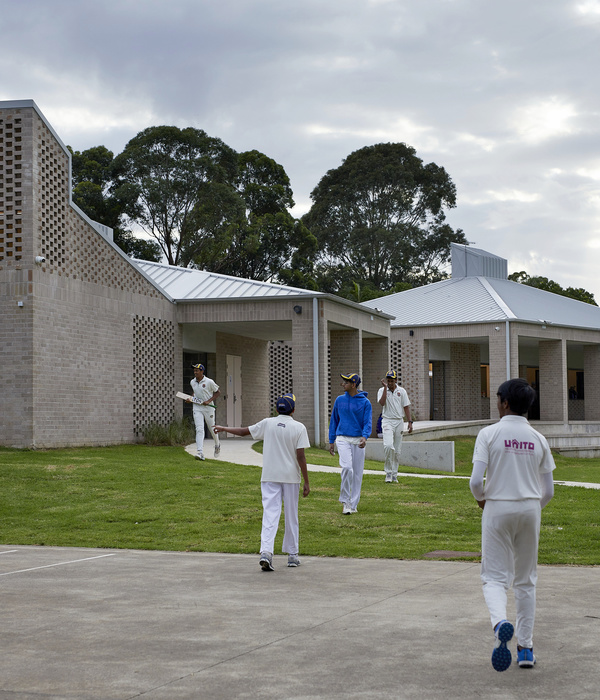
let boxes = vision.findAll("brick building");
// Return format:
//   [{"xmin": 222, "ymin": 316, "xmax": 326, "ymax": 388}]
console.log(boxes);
[
  {"xmin": 363, "ymin": 244, "xmax": 600, "ymax": 426},
  {"xmin": 0, "ymin": 100, "xmax": 391, "ymax": 449},
  {"xmin": 4, "ymin": 99, "xmax": 598, "ymax": 451}
]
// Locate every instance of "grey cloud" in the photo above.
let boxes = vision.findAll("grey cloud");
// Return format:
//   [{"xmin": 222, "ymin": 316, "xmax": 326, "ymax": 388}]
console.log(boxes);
[{"xmin": 2, "ymin": 0, "xmax": 600, "ymax": 296}]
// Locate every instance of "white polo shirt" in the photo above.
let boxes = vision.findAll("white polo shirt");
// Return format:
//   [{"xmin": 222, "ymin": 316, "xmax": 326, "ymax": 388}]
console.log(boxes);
[
  {"xmin": 377, "ymin": 385, "xmax": 410, "ymax": 420},
  {"xmin": 473, "ymin": 415, "xmax": 555, "ymax": 500},
  {"xmin": 249, "ymin": 415, "xmax": 310, "ymax": 483},
  {"xmin": 190, "ymin": 376, "xmax": 219, "ymax": 405}
]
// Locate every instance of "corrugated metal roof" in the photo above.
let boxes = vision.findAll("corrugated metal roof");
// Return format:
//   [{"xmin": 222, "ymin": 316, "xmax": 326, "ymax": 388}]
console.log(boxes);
[
  {"xmin": 362, "ymin": 276, "xmax": 600, "ymax": 330},
  {"xmin": 487, "ymin": 277, "xmax": 600, "ymax": 328},
  {"xmin": 133, "ymin": 260, "xmax": 324, "ymax": 300}
]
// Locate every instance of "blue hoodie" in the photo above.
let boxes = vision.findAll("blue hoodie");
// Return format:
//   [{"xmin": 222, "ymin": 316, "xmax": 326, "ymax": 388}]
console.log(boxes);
[{"xmin": 329, "ymin": 390, "xmax": 372, "ymax": 443}]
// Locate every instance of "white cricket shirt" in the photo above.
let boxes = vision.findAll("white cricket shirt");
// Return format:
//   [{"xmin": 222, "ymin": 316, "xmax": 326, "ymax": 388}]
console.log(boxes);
[
  {"xmin": 472, "ymin": 415, "xmax": 555, "ymax": 500},
  {"xmin": 377, "ymin": 385, "xmax": 410, "ymax": 420},
  {"xmin": 249, "ymin": 415, "xmax": 310, "ymax": 483},
  {"xmin": 190, "ymin": 377, "xmax": 219, "ymax": 404}
]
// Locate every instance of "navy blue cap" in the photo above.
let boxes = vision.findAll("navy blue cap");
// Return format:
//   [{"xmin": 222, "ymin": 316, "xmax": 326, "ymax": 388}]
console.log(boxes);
[
  {"xmin": 341, "ymin": 372, "xmax": 361, "ymax": 386},
  {"xmin": 191, "ymin": 364, "xmax": 205, "ymax": 371},
  {"xmin": 276, "ymin": 393, "xmax": 296, "ymax": 414},
  {"xmin": 386, "ymin": 370, "xmax": 397, "ymax": 379}
]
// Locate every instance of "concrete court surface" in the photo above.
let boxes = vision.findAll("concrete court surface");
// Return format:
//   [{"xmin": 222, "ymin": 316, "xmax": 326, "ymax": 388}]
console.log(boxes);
[{"xmin": 1, "ymin": 545, "xmax": 599, "ymax": 700}]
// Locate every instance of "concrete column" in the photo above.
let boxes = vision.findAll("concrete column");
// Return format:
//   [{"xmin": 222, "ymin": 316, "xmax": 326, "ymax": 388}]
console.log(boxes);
[
  {"xmin": 489, "ymin": 329, "xmax": 508, "ymax": 402},
  {"xmin": 292, "ymin": 303, "xmax": 316, "ymax": 442},
  {"xmin": 430, "ymin": 359, "xmax": 447, "ymax": 420},
  {"xmin": 538, "ymin": 339, "xmax": 567, "ymax": 422},
  {"xmin": 583, "ymin": 345, "xmax": 600, "ymax": 421},
  {"xmin": 362, "ymin": 336, "xmax": 389, "ymax": 436}
]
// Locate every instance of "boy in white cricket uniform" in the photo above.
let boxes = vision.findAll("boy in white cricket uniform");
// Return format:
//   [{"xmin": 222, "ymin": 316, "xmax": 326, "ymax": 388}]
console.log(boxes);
[
  {"xmin": 377, "ymin": 370, "xmax": 412, "ymax": 482},
  {"xmin": 214, "ymin": 393, "xmax": 310, "ymax": 571},
  {"xmin": 188, "ymin": 364, "xmax": 221, "ymax": 460},
  {"xmin": 470, "ymin": 378, "xmax": 555, "ymax": 672}
]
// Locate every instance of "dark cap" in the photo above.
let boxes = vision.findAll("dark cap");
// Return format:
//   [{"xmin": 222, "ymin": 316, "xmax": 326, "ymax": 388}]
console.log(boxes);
[
  {"xmin": 341, "ymin": 372, "xmax": 361, "ymax": 386},
  {"xmin": 191, "ymin": 364, "xmax": 205, "ymax": 371},
  {"xmin": 386, "ymin": 370, "xmax": 397, "ymax": 379},
  {"xmin": 276, "ymin": 393, "xmax": 296, "ymax": 414}
]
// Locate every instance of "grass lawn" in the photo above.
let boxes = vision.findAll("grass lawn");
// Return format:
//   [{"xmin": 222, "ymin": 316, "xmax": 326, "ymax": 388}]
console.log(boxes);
[
  {"xmin": 0, "ymin": 440, "xmax": 599, "ymax": 565},
  {"xmin": 301, "ymin": 436, "xmax": 600, "ymax": 483}
]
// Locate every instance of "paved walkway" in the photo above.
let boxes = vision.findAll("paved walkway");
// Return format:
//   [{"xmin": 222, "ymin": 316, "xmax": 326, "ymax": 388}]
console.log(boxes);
[
  {"xmin": 188, "ymin": 436, "xmax": 600, "ymax": 490},
  {"xmin": 1, "ymin": 545, "xmax": 599, "ymax": 699}
]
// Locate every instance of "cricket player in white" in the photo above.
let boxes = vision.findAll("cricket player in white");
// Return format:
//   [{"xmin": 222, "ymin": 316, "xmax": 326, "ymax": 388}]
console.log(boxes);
[
  {"xmin": 470, "ymin": 378, "xmax": 555, "ymax": 672},
  {"xmin": 377, "ymin": 370, "xmax": 412, "ymax": 482},
  {"xmin": 214, "ymin": 393, "xmax": 310, "ymax": 571},
  {"xmin": 188, "ymin": 363, "xmax": 221, "ymax": 460}
]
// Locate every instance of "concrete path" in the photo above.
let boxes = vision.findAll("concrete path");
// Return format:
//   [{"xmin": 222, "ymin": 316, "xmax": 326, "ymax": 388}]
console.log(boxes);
[
  {"xmin": 1, "ymin": 545, "xmax": 599, "ymax": 699},
  {"xmin": 190, "ymin": 438, "xmax": 600, "ymax": 489}
]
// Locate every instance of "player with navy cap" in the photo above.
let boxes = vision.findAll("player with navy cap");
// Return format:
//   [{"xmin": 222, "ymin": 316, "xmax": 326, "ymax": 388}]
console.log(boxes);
[
  {"xmin": 187, "ymin": 363, "xmax": 221, "ymax": 460},
  {"xmin": 215, "ymin": 393, "xmax": 310, "ymax": 571},
  {"xmin": 377, "ymin": 370, "xmax": 412, "ymax": 483}
]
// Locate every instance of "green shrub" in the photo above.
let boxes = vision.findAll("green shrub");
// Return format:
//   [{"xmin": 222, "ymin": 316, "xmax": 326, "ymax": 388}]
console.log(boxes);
[{"xmin": 141, "ymin": 416, "xmax": 195, "ymax": 446}]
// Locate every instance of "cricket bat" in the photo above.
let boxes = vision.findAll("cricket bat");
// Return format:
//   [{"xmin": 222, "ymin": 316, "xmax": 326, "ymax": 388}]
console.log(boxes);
[{"xmin": 176, "ymin": 392, "xmax": 216, "ymax": 409}]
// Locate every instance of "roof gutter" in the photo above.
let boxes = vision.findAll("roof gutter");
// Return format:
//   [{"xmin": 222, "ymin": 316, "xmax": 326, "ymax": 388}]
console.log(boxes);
[{"xmin": 175, "ymin": 293, "xmax": 394, "ymax": 320}]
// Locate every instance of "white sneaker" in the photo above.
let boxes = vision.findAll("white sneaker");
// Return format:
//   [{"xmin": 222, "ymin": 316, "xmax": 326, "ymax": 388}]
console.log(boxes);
[
  {"xmin": 195, "ymin": 453, "xmax": 205, "ymax": 461},
  {"xmin": 342, "ymin": 503, "xmax": 351, "ymax": 514},
  {"xmin": 287, "ymin": 554, "xmax": 301, "ymax": 567},
  {"xmin": 214, "ymin": 444, "xmax": 220, "ymax": 458},
  {"xmin": 259, "ymin": 552, "xmax": 274, "ymax": 571}
]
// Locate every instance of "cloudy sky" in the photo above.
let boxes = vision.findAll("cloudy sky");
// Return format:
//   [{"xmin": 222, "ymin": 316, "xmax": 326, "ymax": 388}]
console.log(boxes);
[{"xmin": 3, "ymin": 0, "xmax": 600, "ymax": 296}]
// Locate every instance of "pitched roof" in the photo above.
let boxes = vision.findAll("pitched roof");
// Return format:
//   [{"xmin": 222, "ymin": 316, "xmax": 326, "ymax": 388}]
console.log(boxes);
[
  {"xmin": 361, "ymin": 275, "xmax": 600, "ymax": 330},
  {"xmin": 134, "ymin": 260, "xmax": 324, "ymax": 301}
]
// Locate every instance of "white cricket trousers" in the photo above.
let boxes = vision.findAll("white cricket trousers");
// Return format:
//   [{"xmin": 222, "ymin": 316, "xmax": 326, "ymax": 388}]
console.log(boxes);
[
  {"xmin": 192, "ymin": 405, "xmax": 220, "ymax": 455},
  {"xmin": 337, "ymin": 440, "xmax": 365, "ymax": 510},
  {"xmin": 382, "ymin": 418, "xmax": 404, "ymax": 479},
  {"xmin": 480, "ymin": 499, "xmax": 541, "ymax": 649},
  {"xmin": 260, "ymin": 481, "xmax": 300, "ymax": 556}
]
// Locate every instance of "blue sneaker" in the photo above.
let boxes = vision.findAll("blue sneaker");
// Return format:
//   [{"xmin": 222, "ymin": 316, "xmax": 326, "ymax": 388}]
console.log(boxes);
[
  {"xmin": 492, "ymin": 620, "xmax": 514, "ymax": 672},
  {"xmin": 517, "ymin": 647, "xmax": 536, "ymax": 668}
]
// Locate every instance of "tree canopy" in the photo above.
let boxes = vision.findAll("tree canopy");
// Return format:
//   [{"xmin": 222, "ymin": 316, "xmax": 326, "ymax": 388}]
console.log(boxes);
[
  {"xmin": 181, "ymin": 150, "xmax": 317, "ymax": 284},
  {"xmin": 111, "ymin": 126, "xmax": 238, "ymax": 267},
  {"xmin": 70, "ymin": 134, "xmax": 471, "ymax": 298},
  {"xmin": 69, "ymin": 145, "xmax": 162, "ymax": 261},
  {"xmin": 302, "ymin": 142, "xmax": 468, "ymax": 296},
  {"xmin": 508, "ymin": 271, "xmax": 597, "ymax": 306}
]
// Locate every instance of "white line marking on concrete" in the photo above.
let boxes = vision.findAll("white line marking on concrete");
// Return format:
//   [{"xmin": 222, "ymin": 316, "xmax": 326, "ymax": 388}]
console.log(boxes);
[
  {"xmin": 0, "ymin": 550, "xmax": 18, "ymax": 555},
  {"xmin": 0, "ymin": 553, "xmax": 117, "ymax": 577}
]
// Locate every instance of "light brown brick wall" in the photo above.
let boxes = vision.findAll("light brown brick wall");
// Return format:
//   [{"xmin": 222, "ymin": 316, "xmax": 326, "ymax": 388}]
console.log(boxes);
[
  {"xmin": 431, "ymin": 360, "xmax": 447, "ymax": 420},
  {"xmin": 447, "ymin": 343, "xmax": 481, "ymax": 420},
  {"xmin": 329, "ymin": 328, "xmax": 361, "ymax": 414},
  {"xmin": 0, "ymin": 103, "xmax": 179, "ymax": 448},
  {"xmin": 215, "ymin": 332, "xmax": 269, "ymax": 427},
  {"xmin": 0, "ymin": 271, "xmax": 34, "ymax": 446},
  {"xmin": 395, "ymin": 332, "xmax": 428, "ymax": 422}
]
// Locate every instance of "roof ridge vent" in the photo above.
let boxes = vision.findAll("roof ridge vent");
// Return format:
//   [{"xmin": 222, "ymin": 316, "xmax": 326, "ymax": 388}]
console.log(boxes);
[{"xmin": 451, "ymin": 243, "xmax": 508, "ymax": 280}]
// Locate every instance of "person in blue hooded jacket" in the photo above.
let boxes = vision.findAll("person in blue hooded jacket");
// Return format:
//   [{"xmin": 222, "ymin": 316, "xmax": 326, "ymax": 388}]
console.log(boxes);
[{"xmin": 328, "ymin": 372, "xmax": 373, "ymax": 514}]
